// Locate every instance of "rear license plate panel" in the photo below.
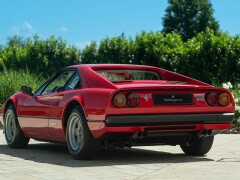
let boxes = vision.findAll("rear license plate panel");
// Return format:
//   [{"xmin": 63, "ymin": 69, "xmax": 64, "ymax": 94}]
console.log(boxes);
[{"xmin": 153, "ymin": 94, "xmax": 193, "ymax": 105}]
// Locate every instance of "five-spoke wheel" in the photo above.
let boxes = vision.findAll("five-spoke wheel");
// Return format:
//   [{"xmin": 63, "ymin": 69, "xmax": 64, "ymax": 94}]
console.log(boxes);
[
  {"xmin": 66, "ymin": 106, "xmax": 100, "ymax": 160},
  {"xmin": 4, "ymin": 104, "xmax": 29, "ymax": 148},
  {"xmin": 67, "ymin": 114, "xmax": 82, "ymax": 151},
  {"xmin": 5, "ymin": 110, "xmax": 16, "ymax": 143}
]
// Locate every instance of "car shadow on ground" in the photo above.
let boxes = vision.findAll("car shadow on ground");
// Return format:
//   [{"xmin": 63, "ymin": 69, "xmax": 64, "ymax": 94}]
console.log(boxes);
[{"xmin": 0, "ymin": 142, "xmax": 214, "ymax": 167}]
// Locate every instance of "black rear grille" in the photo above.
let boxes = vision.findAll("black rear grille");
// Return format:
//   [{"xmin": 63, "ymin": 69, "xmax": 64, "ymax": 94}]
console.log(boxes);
[
  {"xmin": 145, "ymin": 125, "xmax": 196, "ymax": 131},
  {"xmin": 153, "ymin": 94, "xmax": 193, "ymax": 105}
]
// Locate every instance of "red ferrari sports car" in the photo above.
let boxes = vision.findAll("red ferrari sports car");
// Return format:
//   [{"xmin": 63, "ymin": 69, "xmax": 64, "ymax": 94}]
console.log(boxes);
[{"xmin": 0, "ymin": 64, "xmax": 235, "ymax": 159}]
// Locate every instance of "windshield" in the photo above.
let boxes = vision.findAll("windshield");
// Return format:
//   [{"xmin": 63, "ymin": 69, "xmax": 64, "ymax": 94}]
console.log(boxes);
[{"xmin": 95, "ymin": 69, "xmax": 160, "ymax": 82}]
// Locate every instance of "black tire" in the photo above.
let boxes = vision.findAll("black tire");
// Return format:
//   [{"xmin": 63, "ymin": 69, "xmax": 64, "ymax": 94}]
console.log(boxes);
[
  {"xmin": 180, "ymin": 136, "xmax": 214, "ymax": 156},
  {"xmin": 66, "ymin": 107, "xmax": 100, "ymax": 160},
  {"xmin": 4, "ymin": 104, "xmax": 30, "ymax": 148}
]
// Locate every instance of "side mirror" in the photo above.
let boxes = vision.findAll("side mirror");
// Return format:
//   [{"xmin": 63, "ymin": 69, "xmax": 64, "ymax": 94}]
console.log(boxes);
[
  {"xmin": 56, "ymin": 86, "xmax": 64, "ymax": 92},
  {"xmin": 21, "ymin": 86, "xmax": 33, "ymax": 96}
]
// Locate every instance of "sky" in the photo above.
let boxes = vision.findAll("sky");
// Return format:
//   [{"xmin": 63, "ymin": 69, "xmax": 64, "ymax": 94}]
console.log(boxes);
[{"xmin": 1, "ymin": 0, "xmax": 240, "ymax": 49}]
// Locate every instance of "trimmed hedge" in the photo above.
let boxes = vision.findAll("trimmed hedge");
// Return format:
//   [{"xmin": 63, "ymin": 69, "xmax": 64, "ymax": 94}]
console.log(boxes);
[
  {"xmin": 82, "ymin": 29, "xmax": 240, "ymax": 85},
  {"xmin": 1, "ymin": 30, "xmax": 239, "ymax": 85},
  {"xmin": 0, "ymin": 35, "xmax": 81, "ymax": 77}
]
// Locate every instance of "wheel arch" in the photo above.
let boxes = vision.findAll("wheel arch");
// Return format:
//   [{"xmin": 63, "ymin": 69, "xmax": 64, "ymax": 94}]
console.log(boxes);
[
  {"xmin": 3, "ymin": 98, "xmax": 17, "ymax": 114},
  {"xmin": 62, "ymin": 98, "xmax": 86, "ymax": 134},
  {"xmin": 1, "ymin": 98, "xmax": 19, "ymax": 127}
]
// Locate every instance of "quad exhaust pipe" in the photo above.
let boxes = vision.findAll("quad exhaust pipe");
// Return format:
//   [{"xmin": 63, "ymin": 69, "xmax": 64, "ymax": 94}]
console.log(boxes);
[{"xmin": 132, "ymin": 129, "xmax": 212, "ymax": 140}]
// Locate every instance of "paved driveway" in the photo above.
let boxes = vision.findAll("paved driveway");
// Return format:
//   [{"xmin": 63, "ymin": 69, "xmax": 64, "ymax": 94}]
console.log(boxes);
[{"xmin": 0, "ymin": 130, "xmax": 240, "ymax": 180}]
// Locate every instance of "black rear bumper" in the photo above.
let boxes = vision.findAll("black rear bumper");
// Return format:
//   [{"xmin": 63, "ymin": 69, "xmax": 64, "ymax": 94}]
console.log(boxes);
[{"xmin": 106, "ymin": 113, "xmax": 234, "ymax": 127}]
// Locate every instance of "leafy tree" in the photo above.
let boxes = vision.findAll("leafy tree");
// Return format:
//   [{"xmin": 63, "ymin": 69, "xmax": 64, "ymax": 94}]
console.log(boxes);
[{"xmin": 162, "ymin": 0, "xmax": 219, "ymax": 41}]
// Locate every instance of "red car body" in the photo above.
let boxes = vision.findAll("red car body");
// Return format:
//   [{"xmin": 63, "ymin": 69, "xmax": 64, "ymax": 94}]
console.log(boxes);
[{"xmin": 0, "ymin": 64, "xmax": 235, "ymax": 159}]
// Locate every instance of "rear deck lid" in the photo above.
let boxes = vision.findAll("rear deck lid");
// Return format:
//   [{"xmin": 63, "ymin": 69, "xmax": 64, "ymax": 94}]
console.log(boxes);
[{"xmin": 113, "ymin": 80, "xmax": 211, "ymax": 90}]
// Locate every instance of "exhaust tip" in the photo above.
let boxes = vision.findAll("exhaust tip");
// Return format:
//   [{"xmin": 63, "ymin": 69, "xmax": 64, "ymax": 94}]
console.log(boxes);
[
  {"xmin": 202, "ymin": 130, "xmax": 208, "ymax": 136},
  {"xmin": 137, "ymin": 131, "xmax": 143, "ymax": 137},
  {"xmin": 143, "ymin": 131, "xmax": 148, "ymax": 137},
  {"xmin": 208, "ymin": 129, "xmax": 213, "ymax": 135},
  {"xmin": 132, "ymin": 131, "xmax": 144, "ymax": 140}
]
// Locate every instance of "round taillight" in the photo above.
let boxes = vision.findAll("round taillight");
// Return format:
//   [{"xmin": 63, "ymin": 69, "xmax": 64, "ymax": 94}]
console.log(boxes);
[
  {"xmin": 206, "ymin": 92, "xmax": 217, "ymax": 106},
  {"xmin": 217, "ymin": 93, "xmax": 231, "ymax": 106},
  {"xmin": 127, "ymin": 93, "xmax": 140, "ymax": 107},
  {"xmin": 113, "ymin": 93, "xmax": 126, "ymax": 108}
]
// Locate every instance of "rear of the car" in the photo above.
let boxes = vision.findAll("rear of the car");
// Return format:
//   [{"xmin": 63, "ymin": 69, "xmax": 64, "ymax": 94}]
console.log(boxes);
[{"xmin": 88, "ymin": 65, "xmax": 235, "ymax": 155}]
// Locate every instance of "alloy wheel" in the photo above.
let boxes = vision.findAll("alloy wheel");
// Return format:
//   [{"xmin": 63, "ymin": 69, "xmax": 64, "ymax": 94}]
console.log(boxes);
[
  {"xmin": 5, "ymin": 110, "xmax": 16, "ymax": 142},
  {"xmin": 68, "ymin": 114, "xmax": 82, "ymax": 151}
]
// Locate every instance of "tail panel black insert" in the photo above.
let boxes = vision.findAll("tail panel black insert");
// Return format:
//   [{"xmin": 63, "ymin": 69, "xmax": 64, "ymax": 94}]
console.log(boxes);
[{"xmin": 153, "ymin": 94, "xmax": 193, "ymax": 105}]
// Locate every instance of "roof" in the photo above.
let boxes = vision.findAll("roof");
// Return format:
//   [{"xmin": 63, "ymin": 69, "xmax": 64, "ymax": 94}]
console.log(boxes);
[{"xmin": 69, "ymin": 64, "xmax": 159, "ymax": 70}]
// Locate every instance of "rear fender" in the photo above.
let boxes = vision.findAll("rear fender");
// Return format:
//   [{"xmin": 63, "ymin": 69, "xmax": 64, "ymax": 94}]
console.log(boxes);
[{"xmin": 62, "ymin": 96, "xmax": 85, "ymax": 133}]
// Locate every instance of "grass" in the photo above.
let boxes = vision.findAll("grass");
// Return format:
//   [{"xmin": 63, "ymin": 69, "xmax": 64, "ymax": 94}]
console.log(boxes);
[{"xmin": 0, "ymin": 69, "xmax": 46, "ymax": 105}]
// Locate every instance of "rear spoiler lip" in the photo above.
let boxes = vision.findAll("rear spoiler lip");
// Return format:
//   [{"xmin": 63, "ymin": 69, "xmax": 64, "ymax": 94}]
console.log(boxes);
[{"xmin": 115, "ymin": 85, "xmax": 217, "ymax": 91}]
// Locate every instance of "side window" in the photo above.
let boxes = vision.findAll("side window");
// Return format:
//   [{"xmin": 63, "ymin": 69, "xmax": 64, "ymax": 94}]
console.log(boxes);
[
  {"xmin": 65, "ymin": 73, "xmax": 81, "ymax": 91},
  {"xmin": 42, "ymin": 71, "xmax": 75, "ymax": 95}
]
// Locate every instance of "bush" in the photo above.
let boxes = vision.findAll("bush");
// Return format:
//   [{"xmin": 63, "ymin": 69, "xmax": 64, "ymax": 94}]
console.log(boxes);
[
  {"xmin": 81, "ymin": 30, "xmax": 240, "ymax": 85},
  {"xmin": 222, "ymin": 82, "xmax": 240, "ymax": 127},
  {"xmin": 178, "ymin": 30, "xmax": 240, "ymax": 84},
  {"xmin": 1, "ymin": 31, "xmax": 240, "ymax": 85},
  {"xmin": 0, "ymin": 35, "xmax": 81, "ymax": 76}
]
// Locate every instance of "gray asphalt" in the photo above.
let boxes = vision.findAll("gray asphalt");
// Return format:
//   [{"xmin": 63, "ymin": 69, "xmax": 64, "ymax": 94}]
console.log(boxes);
[{"xmin": 0, "ymin": 130, "xmax": 240, "ymax": 180}]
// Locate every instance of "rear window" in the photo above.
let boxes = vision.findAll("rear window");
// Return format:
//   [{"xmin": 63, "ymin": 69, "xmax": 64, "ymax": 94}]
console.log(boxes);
[{"xmin": 95, "ymin": 69, "xmax": 160, "ymax": 82}]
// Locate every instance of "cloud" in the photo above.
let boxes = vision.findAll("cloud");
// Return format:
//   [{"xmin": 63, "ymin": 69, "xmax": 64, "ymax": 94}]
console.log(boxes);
[
  {"xmin": 58, "ymin": 26, "xmax": 69, "ymax": 32},
  {"xmin": 75, "ymin": 41, "xmax": 91, "ymax": 49},
  {"xmin": 23, "ymin": 22, "xmax": 33, "ymax": 31},
  {"xmin": 9, "ymin": 21, "xmax": 35, "ymax": 36}
]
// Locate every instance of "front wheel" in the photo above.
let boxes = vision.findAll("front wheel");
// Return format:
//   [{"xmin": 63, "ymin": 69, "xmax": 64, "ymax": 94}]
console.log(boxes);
[
  {"xmin": 66, "ymin": 107, "xmax": 100, "ymax": 160},
  {"xmin": 4, "ymin": 105, "xmax": 29, "ymax": 148},
  {"xmin": 180, "ymin": 136, "xmax": 214, "ymax": 156}
]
